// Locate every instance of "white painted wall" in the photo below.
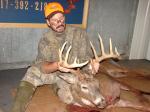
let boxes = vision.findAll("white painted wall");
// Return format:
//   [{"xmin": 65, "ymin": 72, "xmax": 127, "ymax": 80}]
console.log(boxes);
[
  {"xmin": 147, "ymin": 41, "xmax": 150, "ymax": 60},
  {"xmin": 0, "ymin": 28, "xmax": 48, "ymax": 70},
  {"xmin": 130, "ymin": 0, "xmax": 150, "ymax": 59}
]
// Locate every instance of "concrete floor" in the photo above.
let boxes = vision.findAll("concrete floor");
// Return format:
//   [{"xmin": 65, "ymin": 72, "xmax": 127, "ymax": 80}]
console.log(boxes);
[{"xmin": 0, "ymin": 59, "xmax": 150, "ymax": 112}]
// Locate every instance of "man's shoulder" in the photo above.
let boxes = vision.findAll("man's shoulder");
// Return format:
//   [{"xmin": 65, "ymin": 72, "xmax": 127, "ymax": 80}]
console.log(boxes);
[
  {"xmin": 43, "ymin": 29, "xmax": 54, "ymax": 38},
  {"xmin": 66, "ymin": 24, "xmax": 86, "ymax": 32},
  {"xmin": 37, "ymin": 32, "xmax": 51, "ymax": 47},
  {"xmin": 40, "ymin": 29, "xmax": 55, "ymax": 42}
]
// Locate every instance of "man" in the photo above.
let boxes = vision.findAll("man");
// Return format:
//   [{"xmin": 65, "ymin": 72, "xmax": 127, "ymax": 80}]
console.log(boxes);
[{"xmin": 11, "ymin": 2, "xmax": 99, "ymax": 112}]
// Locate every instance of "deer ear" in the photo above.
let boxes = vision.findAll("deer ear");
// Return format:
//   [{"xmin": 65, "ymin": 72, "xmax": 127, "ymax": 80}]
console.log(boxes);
[{"xmin": 58, "ymin": 74, "xmax": 77, "ymax": 84}]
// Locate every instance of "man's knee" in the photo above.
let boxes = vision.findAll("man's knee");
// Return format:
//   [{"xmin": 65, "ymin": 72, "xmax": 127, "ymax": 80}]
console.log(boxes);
[
  {"xmin": 22, "ymin": 66, "xmax": 43, "ymax": 87},
  {"xmin": 11, "ymin": 81, "xmax": 36, "ymax": 112}
]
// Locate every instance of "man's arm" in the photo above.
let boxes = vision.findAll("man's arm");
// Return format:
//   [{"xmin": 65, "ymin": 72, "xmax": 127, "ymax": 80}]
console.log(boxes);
[
  {"xmin": 35, "ymin": 37, "xmax": 71, "ymax": 74},
  {"xmin": 40, "ymin": 61, "xmax": 58, "ymax": 74},
  {"xmin": 33, "ymin": 35, "xmax": 61, "ymax": 74},
  {"xmin": 39, "ymin": 61, "xmax": 71, "ymax": 74}
]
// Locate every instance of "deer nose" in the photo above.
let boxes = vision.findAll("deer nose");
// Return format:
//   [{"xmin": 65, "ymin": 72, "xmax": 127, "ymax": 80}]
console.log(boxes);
[{"xmin": 95, "ymin": 98, "xmax": 106, "ymax": 108}]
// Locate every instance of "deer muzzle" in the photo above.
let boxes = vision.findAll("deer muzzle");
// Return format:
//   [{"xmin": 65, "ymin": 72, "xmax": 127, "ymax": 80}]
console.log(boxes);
[{"xmin": 93, "ymin": 97, "xmax": 107, "ymax": 108}]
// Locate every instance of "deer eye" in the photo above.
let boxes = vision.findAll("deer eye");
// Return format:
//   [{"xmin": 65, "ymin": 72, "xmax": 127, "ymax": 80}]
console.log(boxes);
[
  {"xmin": 82, "ymin": 86, "xmax": 88, "ymax": 89},
  {"xmin": 81, "ymin": 85, "xmax": 88, "ymax": 90}
]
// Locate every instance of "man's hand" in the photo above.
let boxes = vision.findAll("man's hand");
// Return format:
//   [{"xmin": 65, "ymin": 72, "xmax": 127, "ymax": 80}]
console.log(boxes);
[
  {"xmin": 90, "ymin": 59, "xmax": 100, "ymax": 74},
  {"xmin": 57, "ymin": 62, "xmax": 72, "ymax": 73}
]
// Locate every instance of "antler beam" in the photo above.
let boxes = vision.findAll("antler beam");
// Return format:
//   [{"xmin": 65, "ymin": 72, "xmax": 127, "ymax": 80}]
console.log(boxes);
[{"xmin": 90, "ymin": 33, "xmax": 120, "ymax": 63}]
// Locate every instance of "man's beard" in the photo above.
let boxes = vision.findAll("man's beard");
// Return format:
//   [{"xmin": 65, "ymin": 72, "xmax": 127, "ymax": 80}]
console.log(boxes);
[{"xmin": 51, "ymin": 24, "xmax": 66, "ymax": 33}]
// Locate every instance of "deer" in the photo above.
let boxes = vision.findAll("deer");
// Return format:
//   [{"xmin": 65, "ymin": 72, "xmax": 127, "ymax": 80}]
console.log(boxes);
[
  {"xmin": 54, "ymin": 34, "xmax": 150, "ymax": 112},
  {"xmin": 89, "ymin": 33, "xmax": 150, "ymax": 111},
  {"xmin": 55, "ymin": 41, "xmax": 107, "ymax": 109}
]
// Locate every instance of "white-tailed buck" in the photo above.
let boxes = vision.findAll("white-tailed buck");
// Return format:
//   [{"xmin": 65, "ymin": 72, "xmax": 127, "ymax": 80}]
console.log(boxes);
[
  {"xmin": 55, "ymin": 34, "xmax": 150, "ymax": 111},
  {"xmin": 56, "ymin": 41, "xmax": 106, "ymax": 108}
]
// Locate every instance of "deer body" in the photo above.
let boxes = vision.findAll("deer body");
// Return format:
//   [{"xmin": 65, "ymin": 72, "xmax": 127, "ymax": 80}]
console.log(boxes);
[
  {"xmin": 95, "ymin": 72, "xmax": 150, "ymax": 111},
  {"xmin": 56, "ymin": 35, "xmax": 150, "ymax": 111},
  {"xmin": 55, "ymin": 68, "xmax": 150, "ymax": 111},
  {"xmin": 96, "ymin": 73, "xmax": 121, "ymax": 105}
]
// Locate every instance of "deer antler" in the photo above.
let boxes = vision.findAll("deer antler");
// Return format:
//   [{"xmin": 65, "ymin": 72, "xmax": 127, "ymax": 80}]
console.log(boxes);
[
  {"xmin": 59, "ymin": 41, "xmax": 89, "ymax": 69},
  {"xmin": 90, "ymin": 33, "xmax": 120, "ymax": 63}
]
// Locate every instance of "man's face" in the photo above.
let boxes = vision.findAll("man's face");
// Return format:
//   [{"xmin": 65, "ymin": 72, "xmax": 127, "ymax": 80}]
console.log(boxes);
[{"xmin": 47, "ymin": 13, "xmax": 66, "ymax": 33}]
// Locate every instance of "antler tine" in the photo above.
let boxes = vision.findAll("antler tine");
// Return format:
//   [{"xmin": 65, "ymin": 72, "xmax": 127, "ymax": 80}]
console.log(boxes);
[
  {"xmin": 90, "ymin": 41, "xmax": 99, "ymax": 61},
  {"xmin": 73, "ymin": 57, "xmax": 77, "ymax": 64},
  {"xmin": 115, "ymin": 47, "xmax": 120, "ymax": 56},
  {"xmin": 77, "ymin": 59, "xmax": 79, "ymax": 63},
  {"xmin": 109, "ymin": 38, "xmax": 113, "ymax": 55},
  {"xmin": 59, "ymin": 41, "xmax": 67, "ymax": 62},
  {"xmin": 64, "ymin": 45, "xmax": 72, "ymax": 64},
  {"xmin": 98, "ymin": 33, "xmax": 105, "ymax": 56}
]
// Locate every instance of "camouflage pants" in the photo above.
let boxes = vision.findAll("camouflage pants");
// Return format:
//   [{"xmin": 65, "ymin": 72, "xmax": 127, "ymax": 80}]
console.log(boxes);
[
  {"xmin": 22, "ymin": 66, "xmax": 59, "ymax": 87},
  {"xmin": 22, "ymin": 66, "xmax": 73, "ymax": 103}
]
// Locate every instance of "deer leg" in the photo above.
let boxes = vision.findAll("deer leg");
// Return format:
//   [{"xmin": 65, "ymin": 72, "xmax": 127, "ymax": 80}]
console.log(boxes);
[{"xmin": 107, "ymin": 99, "xmax": 150, "ymax": 112}]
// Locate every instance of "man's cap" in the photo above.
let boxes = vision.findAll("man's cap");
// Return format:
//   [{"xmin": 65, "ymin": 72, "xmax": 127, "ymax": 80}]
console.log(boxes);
[{"xmin": 44, "ymin": 2, "xmax": 64, "ymax": 18}]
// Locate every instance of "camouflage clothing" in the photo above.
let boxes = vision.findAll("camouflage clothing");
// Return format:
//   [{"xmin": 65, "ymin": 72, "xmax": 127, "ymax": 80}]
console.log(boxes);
[{"xmin": 22, "ymin": 25, "xmax": 93, "ymax": 87}]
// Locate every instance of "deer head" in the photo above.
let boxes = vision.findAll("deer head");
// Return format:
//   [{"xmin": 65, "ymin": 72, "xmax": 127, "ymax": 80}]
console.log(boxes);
[{"xmin": 57, "ymin": 42, "xmax": 107, "ymax": 108}]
